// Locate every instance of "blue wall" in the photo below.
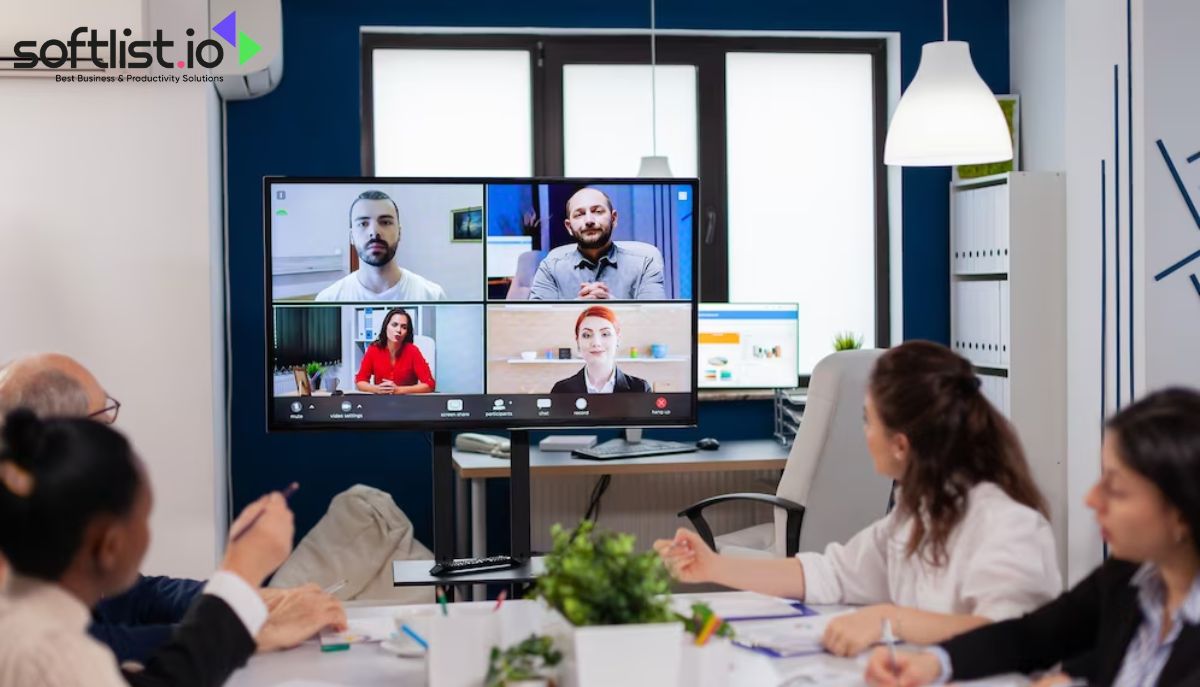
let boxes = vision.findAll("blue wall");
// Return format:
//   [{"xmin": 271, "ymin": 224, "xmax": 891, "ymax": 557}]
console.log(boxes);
[{"xmin": 226, "ymin": 0, "xmax": 1009, "ymax": 546}]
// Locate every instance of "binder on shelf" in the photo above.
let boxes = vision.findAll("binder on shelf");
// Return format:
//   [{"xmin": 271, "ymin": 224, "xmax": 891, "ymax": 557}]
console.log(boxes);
[{"xmin": 999, "ymin": 281, "xmax": 1011, "ymax": 366}]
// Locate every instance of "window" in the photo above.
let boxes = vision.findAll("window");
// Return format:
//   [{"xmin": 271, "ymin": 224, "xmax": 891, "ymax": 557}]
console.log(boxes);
[{"xmin": 363, "ymin": 33, "xmax": 889, "ymax": 376}]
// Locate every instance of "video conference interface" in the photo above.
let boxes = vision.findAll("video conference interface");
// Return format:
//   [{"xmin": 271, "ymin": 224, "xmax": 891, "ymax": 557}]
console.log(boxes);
[{"xmin": 266, "ymin": 179, "xmax": 697, "ymax": 429}]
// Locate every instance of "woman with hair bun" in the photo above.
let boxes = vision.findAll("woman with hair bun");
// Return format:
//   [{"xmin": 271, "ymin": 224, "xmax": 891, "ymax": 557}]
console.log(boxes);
[
  {"xmin": 656, "ymin": 341, "xmax": 1062, "ymax": 656},
  {"xmin": 0, "ymin": 409, "xmax": 296, "ymax": 687}
]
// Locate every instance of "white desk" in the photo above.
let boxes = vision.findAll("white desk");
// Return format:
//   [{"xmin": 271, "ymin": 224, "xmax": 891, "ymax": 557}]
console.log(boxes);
[
  {"xmin": 225, "ymin": 593, "xmax": 1027, "ymax": 687},
  {"xmin": 452, "ymin": 439, "xmax": 790, "ymax": 563}
]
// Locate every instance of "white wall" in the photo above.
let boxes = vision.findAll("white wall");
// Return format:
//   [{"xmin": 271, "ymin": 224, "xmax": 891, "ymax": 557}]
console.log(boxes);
[
  {"xmin": 1010, "ymin": 0, "xmax": 1066, "ymax": 173},
  {"xmin": 1011, "ymin": 0, "xmax": 1200, "ymax": 584},
  {"xmin": 1140, "ymin": 0, "xmax": 1200, "ymax": 393},
  {"xmin": 0, "ymin": 4, "xmax": 225, "ymax": 578}
]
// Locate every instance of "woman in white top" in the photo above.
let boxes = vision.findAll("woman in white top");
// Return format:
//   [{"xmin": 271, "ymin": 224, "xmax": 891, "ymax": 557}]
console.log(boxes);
[
  {"xmin": 655, "ymin": 341, "xmax": 1061, "ymax": 656},
  {"xmin": 0, "ymin": 409, "xmax": 295, "ymax": 687}
]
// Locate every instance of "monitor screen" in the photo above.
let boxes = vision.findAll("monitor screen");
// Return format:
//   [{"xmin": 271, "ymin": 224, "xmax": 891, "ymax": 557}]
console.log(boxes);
[
  {"xmin": 697, "ymin": 303, "xmax": 799, "ymax": 390},
  {"xmin": 265, "ymin": 178, "xmax": 698, "ymax": 430}
]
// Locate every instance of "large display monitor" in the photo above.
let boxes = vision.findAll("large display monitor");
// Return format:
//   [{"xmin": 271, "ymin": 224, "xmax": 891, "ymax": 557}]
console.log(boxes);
[
  {"xmin": 265, "ymin": 177, "xmax": 698, "ymax": 430},
  {"xmin": 697, "ymin": 303, "xmax": 800, "ymax": 390}
]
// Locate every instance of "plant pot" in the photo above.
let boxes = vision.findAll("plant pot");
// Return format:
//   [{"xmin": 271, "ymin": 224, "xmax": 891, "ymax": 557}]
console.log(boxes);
[
  {"xmin": 572, "ymin": 622, "xmax": 683, "ymax": 687},
  {"xmin": 679, "ymin": 637, "xmax": 733, "ymax": 687}
]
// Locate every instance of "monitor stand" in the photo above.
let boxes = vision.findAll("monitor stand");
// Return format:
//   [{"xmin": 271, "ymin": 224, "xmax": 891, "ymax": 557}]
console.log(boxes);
[{"xmin": 429, "ymin": 430, "xmax": 530, "ymax": 578}]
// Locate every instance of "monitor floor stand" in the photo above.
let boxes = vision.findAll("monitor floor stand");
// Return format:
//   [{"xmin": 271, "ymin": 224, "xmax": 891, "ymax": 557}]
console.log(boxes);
[{"xmin": 430, "ymin": 430, "xmax": 531, "ymax": 588}]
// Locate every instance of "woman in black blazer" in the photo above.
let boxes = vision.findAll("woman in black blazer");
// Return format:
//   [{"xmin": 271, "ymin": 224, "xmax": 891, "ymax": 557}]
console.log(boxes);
[
  {"xmin": 550, "ymin": 305, "xmax": 651, "ymax": 394},
  {"xmin": 866, "ymin": 388, "xmax": 1200, "ymax": 687}
]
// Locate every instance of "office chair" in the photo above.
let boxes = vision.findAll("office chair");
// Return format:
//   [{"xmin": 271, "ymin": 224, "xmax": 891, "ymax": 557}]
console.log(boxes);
[{"xmin": 678, "ymin": 349, "xmax": 892, "ymax": 558}]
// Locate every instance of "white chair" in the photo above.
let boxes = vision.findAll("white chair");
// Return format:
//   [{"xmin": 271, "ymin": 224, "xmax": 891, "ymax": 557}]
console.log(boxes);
[
  {"xmin": 678, "ymin": 349, "xmax": 893, "ymax": 558},
  {"xmin": 413, "ymin": 334, "xmax": 436, "ymax": 373},
  {"xmin": 505, "ymin": 250, "xmax": 545, "ymax": 300}
]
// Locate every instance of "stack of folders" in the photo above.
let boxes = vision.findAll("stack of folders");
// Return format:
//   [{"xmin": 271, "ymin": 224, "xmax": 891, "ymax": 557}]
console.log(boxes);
[
  {"xmin": 952, "ymin": 279, "xmax": 1010, "ymax": 369},
  {"xmin": 672, "ymin": 594, "xmax": 825, "ymax": 659},
  {"xmin": 952, "ymin": 183, "xmax": 1011, "ymax": 276}
]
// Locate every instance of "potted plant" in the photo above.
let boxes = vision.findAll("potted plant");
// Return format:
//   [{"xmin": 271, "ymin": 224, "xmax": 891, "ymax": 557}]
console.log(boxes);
[
  {"xmin": 531, "ymin": 521, "xmax": 682, "ymax": 687},
  {"xmin": 304, "ymin": 361, "xmax": 323, "ymax": 391},
  {"xmin": 832, "ymin": 331, "xmax": 864, "ymax": 351},
  {"xmin": 486, "ymin": 634, "xmax": 563, "ymax": 687}
]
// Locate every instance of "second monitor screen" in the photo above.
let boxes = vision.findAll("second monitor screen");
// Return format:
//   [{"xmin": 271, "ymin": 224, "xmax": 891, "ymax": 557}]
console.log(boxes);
[{"xmin": 267, "ymin": 178, "xmax": 696, "ymax": 429}]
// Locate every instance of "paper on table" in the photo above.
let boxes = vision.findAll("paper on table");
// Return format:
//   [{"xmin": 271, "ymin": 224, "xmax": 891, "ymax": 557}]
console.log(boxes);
[
  {"xmin": 318, "ymin": 617, "xmax": 395, "ymax": 646},
  {"xmin": 729, "ymin": 612, "xmax": 848, "ymax": 657},
  {"xmin": 671, "ymin": 593, "xmax": 810, "ymax": 620}
]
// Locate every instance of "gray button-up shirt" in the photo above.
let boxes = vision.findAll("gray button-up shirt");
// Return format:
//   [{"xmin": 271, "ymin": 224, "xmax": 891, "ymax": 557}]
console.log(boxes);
[{"xmin": 528, "ymin": 241, "xmax": 667, "ymax": 300}]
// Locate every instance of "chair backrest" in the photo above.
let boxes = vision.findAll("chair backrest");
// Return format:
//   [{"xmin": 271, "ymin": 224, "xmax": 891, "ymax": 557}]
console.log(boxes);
[
  {"xmin": 773, "ymin": 348, "xmax": 893, "ymax": 555},
  {"xmin": 505, "ymin": 250, "xmax": 545, "ymax": 300},
  {"xmin": 413, "ymin": 335, "xmax": 436, "ymax": 373}
]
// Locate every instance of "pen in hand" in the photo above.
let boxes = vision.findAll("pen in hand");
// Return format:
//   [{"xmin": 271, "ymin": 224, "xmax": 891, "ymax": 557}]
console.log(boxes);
[
  {"xmin": 231, "ymin": 482, "xmax": 299, "ymax": 542},
  {"xmin": 881, "ymin": 618, "xmax": 898, "ymax": 673}
]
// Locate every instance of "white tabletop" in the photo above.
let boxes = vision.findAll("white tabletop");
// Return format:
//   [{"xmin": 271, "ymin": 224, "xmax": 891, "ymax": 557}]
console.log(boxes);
[{"xmin": 225, "ymin": 593, "xmax": 1027, "ymax": 687}]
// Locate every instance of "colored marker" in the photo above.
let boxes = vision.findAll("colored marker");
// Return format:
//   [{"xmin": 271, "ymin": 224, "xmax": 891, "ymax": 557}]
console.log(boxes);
[
  {"xmin": 436, "ymin": 587, "xmax": 449, "ymax": 616},
  {"xmin": 493, "ymin": 590, "xmax": 507, "ymax": 612},
  {"xmin": 401, "ymin": 623, "xmax": 429, "ymax": 650}
]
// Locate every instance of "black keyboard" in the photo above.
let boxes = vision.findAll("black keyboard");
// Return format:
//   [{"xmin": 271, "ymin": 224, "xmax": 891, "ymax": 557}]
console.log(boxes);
[
  {"xmin": 572, "ymin": 438, "xmax": 696, "ymax": 461},
  {"xmin": 429, "ymin": 555, "xmax": 521, "ymax": 577}
]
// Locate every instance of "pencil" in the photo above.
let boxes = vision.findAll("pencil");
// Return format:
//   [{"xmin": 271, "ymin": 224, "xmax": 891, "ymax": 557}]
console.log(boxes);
[{"xmin": 231, "ymin": 482, "xmax": 298, "ymax": 542}]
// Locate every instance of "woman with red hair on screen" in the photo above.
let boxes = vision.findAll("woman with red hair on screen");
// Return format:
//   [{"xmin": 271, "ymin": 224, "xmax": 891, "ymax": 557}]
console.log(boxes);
[
  {"xmin": 355, "ymin": 307, "xmax": 435, "ymax": 394},
  {"xmin": 551, "ymin": 306, "xmax": 651, "ymax": 394}
]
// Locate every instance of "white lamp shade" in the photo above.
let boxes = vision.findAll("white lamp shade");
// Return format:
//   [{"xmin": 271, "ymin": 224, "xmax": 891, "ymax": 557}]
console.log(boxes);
[
  {"xmin": 884, "ymin": 41, "xmax": 1013, "ymax": 166},
  {"xmin": 637, "ymin": 155, "xmax": 674, "ymax": 177}
]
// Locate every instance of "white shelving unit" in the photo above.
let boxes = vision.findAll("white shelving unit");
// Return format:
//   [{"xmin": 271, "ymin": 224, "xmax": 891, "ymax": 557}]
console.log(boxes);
[{"xmin": 949, "ymin": 171, "xmax": 1067, "ymax": 576}]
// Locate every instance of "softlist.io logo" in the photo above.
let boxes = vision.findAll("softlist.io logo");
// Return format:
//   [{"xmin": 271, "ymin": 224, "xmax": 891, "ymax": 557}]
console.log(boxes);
[{"xmin": 10, "ymin": 10, "xmax": 260, "ymax": 73}]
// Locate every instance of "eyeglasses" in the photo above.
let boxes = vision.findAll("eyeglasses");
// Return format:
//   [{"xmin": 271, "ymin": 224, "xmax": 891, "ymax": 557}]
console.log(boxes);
[{"xmin": 88, "ymin": 396, "xmax": 121, "ymax": 424}]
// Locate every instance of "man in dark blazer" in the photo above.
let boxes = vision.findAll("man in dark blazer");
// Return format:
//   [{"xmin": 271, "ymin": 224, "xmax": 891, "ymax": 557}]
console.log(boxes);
[
  {"xmin": 551, "ymin": 365, "xmax": 652, "ymax": 394},
  {"xmin": 0, "ymin": 353, "xmax": 347, "ymax": 684}
]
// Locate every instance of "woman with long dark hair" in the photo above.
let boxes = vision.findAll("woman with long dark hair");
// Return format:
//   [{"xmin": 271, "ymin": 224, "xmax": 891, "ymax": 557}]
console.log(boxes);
[
  {"xmin": 355, "ymin": 307, "xmax": 435, "ymax": 394},
  {"xmin": 866, "ymin": 387, "xmax": 1200, "ymax": 686},
  {"xmin": 655, "ymin": 341, "xmax": 1061, "ymax": 655}
]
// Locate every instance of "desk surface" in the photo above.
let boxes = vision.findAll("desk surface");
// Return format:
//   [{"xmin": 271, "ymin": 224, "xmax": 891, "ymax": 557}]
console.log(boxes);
[
  {"xmin": 453, "ymin": 438, "xmax": 790, "ymax": 478},
  {"xmin": 392, "ymin": 557, "xmax": 546, "ymax": 587},
  {"xmin": 225, "ymin": 593, "xmax": 1025, "ymax": 687}
]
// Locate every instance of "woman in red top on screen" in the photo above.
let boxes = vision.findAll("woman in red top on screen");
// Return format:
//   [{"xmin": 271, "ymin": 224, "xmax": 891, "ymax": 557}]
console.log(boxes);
[{"xmin": 355, "ymin": 308, "xmax": 436, "ymax": 394}]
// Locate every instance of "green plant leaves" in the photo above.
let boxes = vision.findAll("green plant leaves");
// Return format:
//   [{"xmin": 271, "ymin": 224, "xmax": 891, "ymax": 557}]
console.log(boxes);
[{"xmin": 532, "ymin": 520, "xmax": 675, "ymax": 627}]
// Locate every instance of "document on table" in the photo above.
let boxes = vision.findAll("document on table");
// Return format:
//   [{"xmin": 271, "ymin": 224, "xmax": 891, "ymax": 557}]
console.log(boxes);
[
  {"xmin": 728, "ymin": 611, "xmax": 848, "ymax": 658},
  {"xmin": 671, "ymin": 592, "xmax": 815, "ymax": 620},
  {"xmin": 318, "ymin": 617, "xmax": 395, "ymax": 646}
]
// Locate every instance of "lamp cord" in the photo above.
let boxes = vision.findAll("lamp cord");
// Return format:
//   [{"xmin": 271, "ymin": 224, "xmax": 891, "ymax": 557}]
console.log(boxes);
[
  {"xmin": 943, "ymin": 0, "xmax": 949, "ymax": 41},
  {"xmin": 650, "ymin": 0, "xmax": 658, "ymax": 156}
]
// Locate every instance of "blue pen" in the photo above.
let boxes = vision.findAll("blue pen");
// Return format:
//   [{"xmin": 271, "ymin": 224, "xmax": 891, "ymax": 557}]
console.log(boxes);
[{"xmin": 400, "ymin": 623, "xmax": 429, "ymax": 650}]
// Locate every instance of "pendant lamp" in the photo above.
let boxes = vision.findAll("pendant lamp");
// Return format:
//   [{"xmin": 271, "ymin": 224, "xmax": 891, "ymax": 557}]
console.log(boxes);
[
  {"xmin": 883, "ymin": 0, "xmax": 1013, "ymax": 166},
  {"xmin": 638, "ymin": 0, "xmax": 673, "ymax": 177}
]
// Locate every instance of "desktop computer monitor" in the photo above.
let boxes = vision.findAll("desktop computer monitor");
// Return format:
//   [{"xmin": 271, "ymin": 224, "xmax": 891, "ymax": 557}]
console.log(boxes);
[
  {"xmin": 697, "ymin": 303, "xmax": 800, "ymax": 390},
  {"xmin": 264, "ymin": 177, "xmax": 699, "ymax": 430}
]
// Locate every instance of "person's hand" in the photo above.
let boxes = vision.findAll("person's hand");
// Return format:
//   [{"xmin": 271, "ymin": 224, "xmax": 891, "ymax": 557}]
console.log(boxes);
[
  {"xmin": 376, "ymin": 380, "xmax": 396, "ymax": 394},
  {"xmin": 1030, "ymin": 673, "xmax": 1075, "ymax": 687},
  {"xmin": 221, "ymin": 492, "xmax": 295, "ymax": 587},
  {"xmin": 822, "ymin": 605, "xmax": 891, "ymax": 656},
  {"xmin": 864, "ymin": 647, "xmax": 943, "ymax": 687},
  {"xmin": 577, "ymin": 281, "xmax": 611, "ymax": 299},
  {"xmin": 255, "ymin": 584, "xmax": 347, "ymax": 653},
  {"xmin": 260, "ymin": 587, "xmax": 286, "ymax": 611},
  {"xmin": 652, "ymin": 528, "xmax": 718, "ymax": 583}
]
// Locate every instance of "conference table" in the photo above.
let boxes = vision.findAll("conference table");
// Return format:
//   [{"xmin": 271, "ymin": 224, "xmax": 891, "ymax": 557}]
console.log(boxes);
[{"xmin": 225, "ymin": 592, "xmax": 1027, "ymax": 687}]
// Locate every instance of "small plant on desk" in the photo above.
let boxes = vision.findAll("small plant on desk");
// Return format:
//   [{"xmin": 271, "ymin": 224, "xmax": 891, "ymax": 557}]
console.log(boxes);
[
  {"xmin": 485, "ymin": 634, "xmax": 562, "ymax": 687},
  {"xmin": 532, "ymin": 520, "xmax": 674, "ymax": 626},
  {"xmin": 832, "ymin": 331, "xmax": 864, "ymax": 351}
]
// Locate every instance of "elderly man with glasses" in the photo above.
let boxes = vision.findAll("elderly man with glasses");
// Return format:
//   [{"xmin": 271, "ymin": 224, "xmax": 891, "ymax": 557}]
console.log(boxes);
[{"xmin": 0, "ymin": 353, "xmax": 345, "ymax": 665}]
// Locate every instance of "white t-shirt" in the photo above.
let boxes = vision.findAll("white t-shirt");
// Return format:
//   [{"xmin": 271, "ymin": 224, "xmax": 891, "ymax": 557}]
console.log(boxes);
[
  {"xmin": 795, "ymin": 482, "xmax": 1062, "ymax": 621},
  {"xmin": 314, "ymin": 268, "xmax": 447, "ymax": 301}
]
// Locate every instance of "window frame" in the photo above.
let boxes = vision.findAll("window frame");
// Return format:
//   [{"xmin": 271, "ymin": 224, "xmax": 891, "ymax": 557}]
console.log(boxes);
[{"xmin": 361, "ymin": 31, "xmax": 891, "ymax": 362}]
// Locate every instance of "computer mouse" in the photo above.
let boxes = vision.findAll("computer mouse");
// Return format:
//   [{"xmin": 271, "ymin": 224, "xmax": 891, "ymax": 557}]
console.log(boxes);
[{"xmin": 696, "ymin": 437, "xmax": 720, "ymax": 451}]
